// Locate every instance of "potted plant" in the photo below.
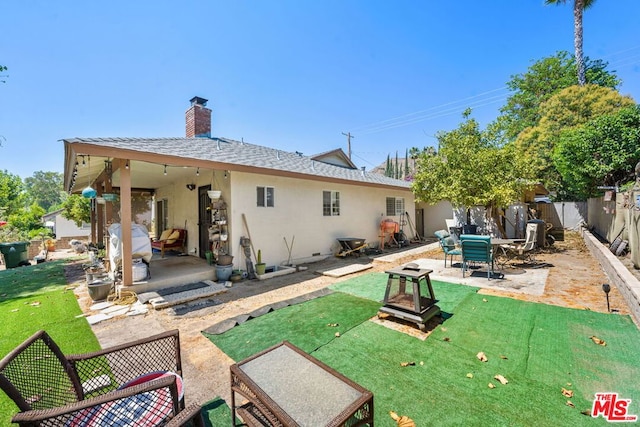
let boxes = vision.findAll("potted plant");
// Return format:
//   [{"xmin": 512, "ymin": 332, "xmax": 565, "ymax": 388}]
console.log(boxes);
[
  {"xmin": 255, "ymin": 249, "xmax": 266, "ymax": 275},
  {"xmin": 44, "ymin": 238, "xmax": 56, "ymax": 252}
]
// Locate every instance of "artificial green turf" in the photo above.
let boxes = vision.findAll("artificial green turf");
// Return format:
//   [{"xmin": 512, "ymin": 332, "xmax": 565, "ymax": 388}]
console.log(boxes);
[
  {"xmin": 329, "ymin": 271, "xmax": 479, "ymax": 314},
  {"xmin": 204, "ymin": 291, "xmax": 381, "ymax": 361},
  {"xmin": 0, "ymin": 260, "xmax": 100, "ymax": 425},
  {"xmin": 205, "ymin": 285, "xmax": 640, "ymax": 426}
]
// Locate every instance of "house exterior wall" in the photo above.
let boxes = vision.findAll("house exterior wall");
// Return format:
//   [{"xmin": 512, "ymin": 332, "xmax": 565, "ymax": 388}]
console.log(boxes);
[
  {"xmin": 154, "ymin": 170, "xmax": 230, "ymax": 255},
  {"xmin": 421, "ymin": 200, "xmax": 453, "ymax": 238},
  {"xmin": 227, "ymin": 171, "xmax": 415, "ymax": 268},
  {"xmin": 54, "ymin": 215, "xmax": 90, "ymax": 239}
]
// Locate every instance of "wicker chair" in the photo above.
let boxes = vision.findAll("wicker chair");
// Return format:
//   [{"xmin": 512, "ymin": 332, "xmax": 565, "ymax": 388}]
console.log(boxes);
[{"xmin": 0, "ymin": 329, "xmax": 203, "ymax": 426}]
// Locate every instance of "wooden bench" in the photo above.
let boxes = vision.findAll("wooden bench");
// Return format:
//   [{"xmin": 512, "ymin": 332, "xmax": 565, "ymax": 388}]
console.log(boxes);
[{"xmin": 151, "ymin": 228, "xmax": 187, "ymax": 257}]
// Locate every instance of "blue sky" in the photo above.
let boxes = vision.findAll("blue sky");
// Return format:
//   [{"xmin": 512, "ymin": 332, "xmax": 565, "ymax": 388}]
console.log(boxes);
[{"xmin": 1, "ymin": 1, "xmax": 639, "ymax": 179}]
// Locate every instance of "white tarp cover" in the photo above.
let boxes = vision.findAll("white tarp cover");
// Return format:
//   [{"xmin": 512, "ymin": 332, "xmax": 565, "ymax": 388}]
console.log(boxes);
[{"xmin": 108, "ymin": 223, "xmax": 152, "ymax": 272}]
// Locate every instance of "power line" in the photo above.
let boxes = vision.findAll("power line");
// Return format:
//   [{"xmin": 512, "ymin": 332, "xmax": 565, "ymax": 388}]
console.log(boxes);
[
  {"xmin": 349, "ymin": 86, "xmax": 510, "ymax": 134},
  {"xmin": 356, "ymin": 93, "xmax": 508, "ymax": 136},
  {"xmin": 346, "ymin": 45, "xmax": 640, "ymax": 138}
]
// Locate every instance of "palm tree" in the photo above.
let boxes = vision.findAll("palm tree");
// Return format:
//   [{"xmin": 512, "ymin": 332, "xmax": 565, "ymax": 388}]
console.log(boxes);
[{"xmin": 545, "ymin": 0, "xmax": 597, "ymax": 86}]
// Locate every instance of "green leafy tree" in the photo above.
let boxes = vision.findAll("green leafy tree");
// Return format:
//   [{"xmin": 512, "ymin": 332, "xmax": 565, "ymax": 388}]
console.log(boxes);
[
  {"xmin": 404, "ymin": 149, "xmax": 409, "ymax": 178},
  {"xmin": 409, "ymin": 147, "xmax": 421, "ymax": 159},
  {"xmin": 545, "ymin": 0, "xmax": 597, "ymax": 86},
  {"xmin": 385, "ymin": 155, "xmax": 392, "ymax": 177},
  {"xmin": 515, "ymin": 85, "xmax": 635, "ymax": 194},
  {"xmin": 61, "ymin": 194, "xmax": 91, "ymax": 227},
  {"xmin": 412, "ymin": 109, "xmax": 531, "ymax": 234},
  {"xmin": 494, "ymin": 51, "xmax": 620, "ymax": 141},
  {"xmin": 394, "ymin": 151, "xmax": 399, "ymax": 179},
  {"xmin": 7, "ymin": 203, "xmax": 46, "ymax": 233},
  {"xmin": 553, "ymin": 105, "xmax": 640, "ymax": 199},
  {"xmin": 24, "ymin": 171, "xmax": 64, "ymax": 212},
  {"xmin": 0, "ymin": 170, "xmax": 24, "ymax": 218}
]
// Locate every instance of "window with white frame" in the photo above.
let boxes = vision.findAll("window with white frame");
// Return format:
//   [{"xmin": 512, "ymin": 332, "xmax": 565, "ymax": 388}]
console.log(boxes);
[
  {"xmin": 386, "ymin": 197, "xmax": 405, "ymax": 216},
  {"xmin": 323, "ymin": 191, "xmax": 340, "ymax": 216},
  {"xmin": 257, "ymin": 186, "xmax": 275, "ymax": 207}
]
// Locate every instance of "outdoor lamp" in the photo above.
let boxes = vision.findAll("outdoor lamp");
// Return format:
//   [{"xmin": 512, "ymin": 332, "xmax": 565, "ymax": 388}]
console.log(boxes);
[{"xmin": 602, "ymin": 283, "xmax": 611, "ymax": 312}]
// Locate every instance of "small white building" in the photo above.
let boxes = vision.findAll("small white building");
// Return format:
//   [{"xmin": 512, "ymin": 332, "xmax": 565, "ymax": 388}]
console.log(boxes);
[{"xmin": 42, "ymin": 209, "xmax": 90, "ymax": 240}]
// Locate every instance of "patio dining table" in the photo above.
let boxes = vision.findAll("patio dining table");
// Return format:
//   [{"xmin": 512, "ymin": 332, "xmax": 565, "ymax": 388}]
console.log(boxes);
[{"xmin": 491, "ymin": 238, "xmax": 525, "ymax": 268}]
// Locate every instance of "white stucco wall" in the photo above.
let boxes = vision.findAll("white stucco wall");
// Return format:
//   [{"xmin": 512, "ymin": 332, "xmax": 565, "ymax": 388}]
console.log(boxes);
[
  {"xmin": 421, "ymin": 200, "xmax": 454, "ymax": 238},
  {"xmin": 154, "ymin": 170, "xmax": 231, "ymax": 255},
  {"xmin": 55, "ymin": 215, "xmax": 90, "ymax": 238},
  {"xmin": 229, "ymin": 172, "xmax": 414, "ymax": 268},
  {"xmin": 154, "ymin": 170, "xmax": 414, "ymax": 268}
]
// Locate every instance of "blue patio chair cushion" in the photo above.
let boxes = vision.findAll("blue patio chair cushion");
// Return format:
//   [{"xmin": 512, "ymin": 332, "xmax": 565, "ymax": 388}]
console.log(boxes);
[
  {"xmin": 460, "ymin": 235, "xmax": 493, "ymax": 279},
  {"xmin": 442, "ymin": 237, "xmax": 461, "ymax": 254},
  {"xmin": 434, "ymin": 230, "xmax": 450, "ymax": 240}
]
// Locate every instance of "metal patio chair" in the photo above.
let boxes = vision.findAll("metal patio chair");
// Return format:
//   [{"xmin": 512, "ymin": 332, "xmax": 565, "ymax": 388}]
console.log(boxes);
[
  {"xmin": 501, "ymin": 223, "xmax": 539, "ymax": 265},
  {"xmin": 460, "ymin": 234, "xmax": 494, "ymax": 279},
  {"xmin": 0, "ymin": 329, "xmax": 203, "ymax": 426},
  {"xmin": 434, "ymin": 230, "xmax": 461, "ymax": 267}
]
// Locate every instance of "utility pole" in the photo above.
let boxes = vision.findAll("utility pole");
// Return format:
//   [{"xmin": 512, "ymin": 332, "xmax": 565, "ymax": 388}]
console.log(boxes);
[{"xmin": 342, "ymin": 132, "xmax": 354, "ymax": 160}]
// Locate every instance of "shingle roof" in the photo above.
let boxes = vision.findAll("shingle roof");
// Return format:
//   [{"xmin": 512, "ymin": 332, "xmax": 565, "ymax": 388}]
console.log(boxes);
[{"xmin": 65, "ymin": 136, "xmax": 412, "ymax": 189}]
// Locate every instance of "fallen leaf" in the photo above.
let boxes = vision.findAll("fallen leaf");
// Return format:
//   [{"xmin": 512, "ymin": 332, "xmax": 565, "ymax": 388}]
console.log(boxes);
[
  {"xmin": 334, "ymin": 332, "xmax": 340, "ymax": 337},
  {"xmin": 466, "ymin": 373, "xmax": 473, "ymax": 379},
  {"xmin": 494, "ymin": 374, "xmax": 508, "ymax": 385},
  {"xmin": 419, "ymin": 361, "xmax": 424, "ymax": 366},
  {"xmin": 500, "ymin": 355, "xmax": 508, "ymax": 360},
  {"xmin": 389, "ymin": 411, "xmax": 416, "ymax": 427},
  {"xmin": 477, "ymin": 352, "xmax": 488, "ymax": 362},
  {"xmin": 566, "ymin": 401, "xmax": 575, "ymax": 408},
  {"xmin": 441, "ymin": 327, "xmax": 447, "ymax": 332},
  {"xmin": 488, "ymin": 383, "xmax": 496, "ymax": 389},
  {"xmin": 327, "ymin": 323, "xmax": 339, "ymax": 327},
  {"xmin": 10, "ymin": 309, "xmax": 18, "ymax": 312},
  {"xmin": 562, "ymin": 388, "xmax": 574, "ymax": 398},
  {"xmin": 378, "ymin": 313, "xmax": 390, "ymax": 319},
  {"xmin": 581, "ymin": 409, "xmax": 592, "ymax": 416},
  {"xmin": 590, "ymin": 336, "xmax": 606, "ymax": 346},
  {"xmin": 30, "ymin": 301, "xmax": 41, "ymax": 306},
  {"xmin": 482, "ymin": 298, "xmax": 488, "ymax": 302},
  {"xmin": 443, "ymin": 337, "xmax": 450, "ymax": 342},
  {"xmin": 400, "ymin": 362, "xmax": 416, "ymax": 367}
]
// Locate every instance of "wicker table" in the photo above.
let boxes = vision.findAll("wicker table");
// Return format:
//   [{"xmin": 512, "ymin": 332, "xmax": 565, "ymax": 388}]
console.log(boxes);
[{"xmin": 230, "ymin": 341, "xmax": 374, "ymax": 426}]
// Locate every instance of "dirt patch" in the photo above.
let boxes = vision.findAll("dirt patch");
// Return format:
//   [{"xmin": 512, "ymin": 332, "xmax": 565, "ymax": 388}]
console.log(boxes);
[{"xmin": 477, "ymin": 232, "xmax": 629, "ymax": 314}]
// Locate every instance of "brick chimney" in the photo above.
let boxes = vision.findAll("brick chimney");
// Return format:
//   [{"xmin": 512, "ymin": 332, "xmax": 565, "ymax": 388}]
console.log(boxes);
[{"xmin": 185, "ymin": 96, "xmax": 211, "ymax": 138}]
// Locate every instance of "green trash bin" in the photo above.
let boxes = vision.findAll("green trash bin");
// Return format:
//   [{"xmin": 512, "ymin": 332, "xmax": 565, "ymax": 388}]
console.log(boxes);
[{"xmin": 0, "ymin": 241, "xmax": 31, "ymax": 269}]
